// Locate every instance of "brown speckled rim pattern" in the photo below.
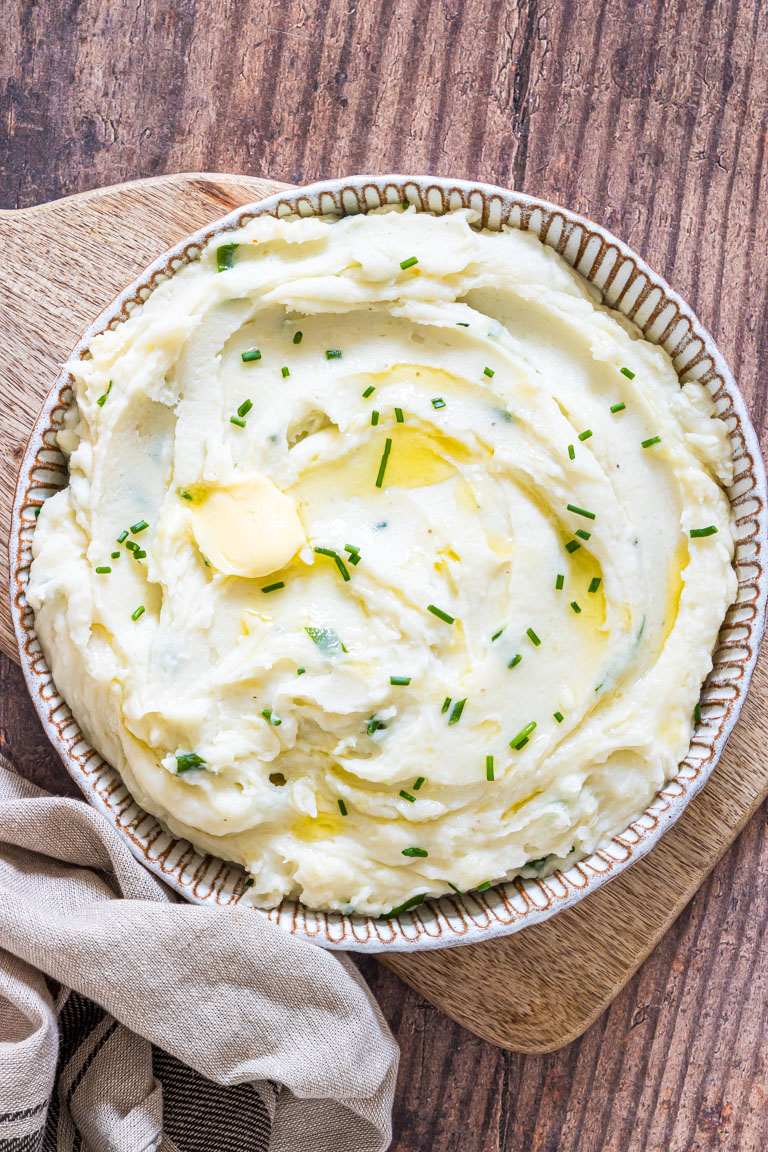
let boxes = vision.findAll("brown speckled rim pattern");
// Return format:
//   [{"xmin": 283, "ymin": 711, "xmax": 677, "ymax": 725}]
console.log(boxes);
[{"xmin": 10, "ymin": 175, "xmax": 768, "ymax": 953}]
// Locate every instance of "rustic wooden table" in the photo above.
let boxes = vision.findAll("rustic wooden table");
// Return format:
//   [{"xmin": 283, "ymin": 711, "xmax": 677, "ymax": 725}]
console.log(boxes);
[{"xmin": 3, "ymin": 2, "xmax": 767, "ymax": 1149}]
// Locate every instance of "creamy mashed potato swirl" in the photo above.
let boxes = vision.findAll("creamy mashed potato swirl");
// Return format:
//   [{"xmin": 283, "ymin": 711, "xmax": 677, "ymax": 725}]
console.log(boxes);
[{"xmin": 28, "ymin": 207, "xmax": 737, "ymax": 916}]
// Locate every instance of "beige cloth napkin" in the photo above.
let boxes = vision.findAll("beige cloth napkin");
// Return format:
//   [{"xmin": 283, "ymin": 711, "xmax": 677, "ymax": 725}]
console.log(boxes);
[{"xmin": 0, "ymin": 756, "xmax": 398, "ymax": 1151}]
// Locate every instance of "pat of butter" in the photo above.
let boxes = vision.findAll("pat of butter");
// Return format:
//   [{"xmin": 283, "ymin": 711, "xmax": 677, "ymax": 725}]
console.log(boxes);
[{"xmin": 191, "ymin": 475, "xmax": 305, "ymax": 578}]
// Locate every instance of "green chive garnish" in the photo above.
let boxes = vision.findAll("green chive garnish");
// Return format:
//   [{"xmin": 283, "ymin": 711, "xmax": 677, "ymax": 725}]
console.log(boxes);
[
  {"xmin": 345, "ymin": 544, "xmax": 360, "ymax": 554},
  {"xmin": 293, "ymin": 331, "xmax": 303, "ymax": 345},
  {"xmin": 362, "ymin": 385, "xmax": 375, "ymax": 398},
  {"xmin": 338, "ymin": 798, "xmax": 348, "ymax": 815},
  {"xmin": 448, "ymin": 698, "xmax": 466, "ymax": 725},
  {"xmin": 261, "ymin": 708, "xmax": 281, "ymax": 726},
  {"xmin": 448, "ymin": 881, "xmax": 463, "ymax": 894},
  {"xmin": 565, "ymin": 540, "xmax": 581, "ymax": 553},
  {"xmin": 305, "ymin": 626, "xmax": 347, "ymax": 656},
  {"xmin": 508, "ymin": 654, "xmax": 522, "ymax": 668},
  {"xmin": 244, "ymin": 878, "xmax": 254, "ymax": 889},
  {"xmin": 567, "ymin": 504, "xmax": 596, "ymax": 520},
  {"xmin": 554, "ymin": 711, "xmax": 564, "ymax": 723},
  {"xmin": 690, "ymin": 526, "xmax": 718, "ymax": 538},
  {"xmin": 390, "ymin": 676, "xmax": 412, "ymax": 686},
  {"xmin": 427, "ymin": 604, "xmax": 454, "ymax": 624},
  {"xmin": 326, "ymin": 349, "xmax": 343, "ymax": 359},
  {"xmin": 130, "ymin": 520, "xmax": 148, "ymax": 534},
  {"xmin": 110, "ymin": 551, "xmax": 120, "ymax": 559},
  {"xmin": 526, "ymin": 627, "xmax": 541, "ymax": 646},
  {"xmin": 177, "ymin": 488, "xmax": 193, "ymax": 501},
  {"xmin": 483, "ymin": 366, "xmax": 495, "ymax": 378},
  {"xmin": 134, "ymin": 549, "xmax": 147, "ymax": 559},
  {"xmin": 400, "ymin": 790, "xmax": 416, "ymax": 802},
  {"xmin": 610, "ymin": 402, "xmax": 626, "ymax": 413},
  {"xmin": 457, "ymin": 321, "xmax": 470, "ymax": 327},
  {"xmin": 131, "ymin": 605, "xmax": 145, "ymax": 621},
  {"xmin": 176, "ymin": 751, "xmax": 206, "ymax": 772},
  {"xmin": 491, "ymin": 628, "xmax": 504, "ymax": 641},
  {"xmin": 241, "ymin": 348, "xmax": 261, "ymax": 362},
  {"xmin": 510, "ymin": 720, "xmax": 536, "ymax": 750},
  {"xmin": 314, "ymin": 547, "xmax": 350, "ymax": 582},
  {"xmin": 281, "ymin": 366, "xmax": 290, "ymax": 378},
  {"xmin": 570, "ymin": 601, "xmax": 582, "ymax": 614},
  {"xmin": 402, "ymin": 198, "xmax": 410, "ymax": 209},
  {"xmin": 237, "ymin": 399, "xmax": 253, "ymax": 417},
  {"xmin": 367, "ymin": 717, "xmax": 387, "ymax": 736},
  {"xmin": 96, "ymin": 380, "xmax": 112, "ymax": 408},
  {"xmin": 486, "ymin": 755, "xmax": 494, "ymax": 781},
  {"xmin": 413, "ymin": 777, "xmax": 425, "ymax": 790},
  {"xmin": 575, "ymin": 528, "xmax": 591, "ymax": 540},
  {"xmin": 375, "ymin": 438, "xmax": 393, "ymax": 488},
  {"xmin": 588, "ymin": 577, "xmax": 602, "ymax": 593},
  {"xmin": 230, "ymin": 416, "xmax": 247, "ymax": 427},
  {"xmin": 400, "ymin": 256, "xmax": 418, "ymax": 269},
  {"xmin": 402, "ymin": 847, "xmax": 428, "ymax": 858},
  {"xmin": 620, "ymin": 367, "xmax": 635, "ymax": 379},
  {"xmin": 216, "ymin": 243, "xmax": 238, "ymax": 271},
  {"xmin": 431, "ymin": 397, "xmax": 446, "ymax": 409},
  {"xmin": 642, "ymin": 436, "xmax": 661, "ymax": 448},
  {"xmin": 261, "ymin": 581, "xmax": 285, "ymax": 593},
  {"xmin": 371, "ymin": 410, "xmax": 379, "ymax": 426},
  {"xmin": 694, "ymin": 702, "xmax": 702, "ymax": 723},
  {"xmin": 297, "ymin": 666, "xmax": 306, "ymax": 675},
  {"xmin": 441, "ymin": 697, "xmax": 452, "ymax": 714},
  {"xmin": 568, "ymin": 444, "xmax": 575, "ymax": 459},
  {"xmin": 95, "ymin": 566, "xmax": 111, "ymax": 574},
  {"xmin": 578, "ymin": 429, "xmax": 593, "ymax": 441},
  {"xmin": 395, "ymin": 407, "xmax": 404, "ymax": 423},
  {"xmin": 476, "ymin": 881, "xmax": 492, "ymax": 892},
  {"xmin": 126, "ymin": 540, "xmax": 138, "ymax": 552},
  {"xmin": 555, "ymin": 574, "xmax": 564, "ymax": 590}
]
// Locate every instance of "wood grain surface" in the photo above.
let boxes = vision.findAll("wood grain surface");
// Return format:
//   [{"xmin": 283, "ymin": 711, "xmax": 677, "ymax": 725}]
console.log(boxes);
[{"xmin": 3, "ymin": 2, "xmax": 768, "ymax": 1149}]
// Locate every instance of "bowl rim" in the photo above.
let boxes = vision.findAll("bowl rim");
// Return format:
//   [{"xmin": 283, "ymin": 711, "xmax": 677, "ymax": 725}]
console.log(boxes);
[{"xmin": 10, "ymin": 172, "xmax": 768, "ymax": 952}]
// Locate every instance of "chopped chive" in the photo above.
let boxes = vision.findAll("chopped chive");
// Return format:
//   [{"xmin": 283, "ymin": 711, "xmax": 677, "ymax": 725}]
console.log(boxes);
[
  {"xmin": 486, "ymin": 754, "xmax": 494, "ymax": 781},
  {"xmin": 568, "ymin": 444, "xmax": 575, "ymax": 459},
  {"xmin": 441, "ymin": 697, "xmax": 452, "ymax": 714},
  {"xmin": 642, "ymin": 436, "xmax": 662, "ymax": 448},
  {"xmin": 476, "ymin": 881, "xmax": 492, "ymax": 892},
  {"xmin": 281, "ymin": 366, "xmax": 290, "ymax": 378},
  {"xmin": 95, "ymin": 566, "xmax": 111, "ymax": 574},
  {"xmin": 448, "ymin": 881, "xmax": 463, "ymax": 894},
  {"xmin": 130, "ymin": 520, "xmax": 148, "ymax": 534},
  {"xmin": 133, "ymin": 549, "xmax": 147, "ymax": 559},
  {"xmin": 402, "ymin": 847, "xmax": 428, "ymax": 858},
  {"xmin": 244, "ymin": 878, "xmax": 254, "ymax": 889},
  {"xmin": 261, "ymin": 581, "xmax": 285, "ymax": 593},
  {"xmin": 383, "ymin": 894, "xmax": 426, "ymax": 919},
  {"xmin": 526, "ymin": 627, "xmax": 541, "ymax": 646},
  {"xmin": 567, "ymin": 504, "xmax": 596, "ymax": 520},
  {"xmin": 570, "ymin": 601, "xmax": 582, "ymax": 614},
  {"xmin": 694, "ymin": 702, "xmax": 702, "ymax": 723},
  {"xmin": 400, "ymin": 790, "xmax": 416, "ymax": 802},
  {"xmin": 344, "ymin": 544, "xmax": 360, "ymax": 554},
  {"xmin": 690, "ymin": 526, "xmax": 718, "ymax": 538},
  {"xmin": 261, "ymin": 708, "xmax": 281, "ymax": 726},
  {"xmin": 427, "ymin": 604, "xmax": 454, "ymax": 624},
  {"xmin": 293, "ymin": 331, "xmax": 303, "ymax": 345},
  {"xmin": 96, "ymin": 380, "xmax": 112, "ymax": 408},
  {"xmin": 448, "ymin": 698, "xmax": 466, "ymax": 725},
  {"xmin": 237, "ymin": 399, "xmax": 253, "ymax": 417},
  {"xmin": 402, "ymin": 198, "xmax": 410, "ymax": 209},
  {"xmin": 565, "ymin": 540, "xmax": 581, "ymax": 553},
  {"xmin": 314, "ymin": 546, "xmax": 337, "ymax": 557},
  {"xmin": 110, "ymin": 551, "xmax": 120, "ymax": 559},
  {"xmin": 554, "ymin": 711, "xmax": 564, "ymax": 723},
  {"xmin": 510, "ymin": 720, "xmax": 536, "ymax": 749},
  {"xmin": 371, "ymin": 410, "xmax": 379, "ymax": 426},
  {"xmin": 413, "ymin": 777, "xmax": 425, "ymax": 790},
  {"xmin": 367, "ymin": 717, "xmax": 387, "ymax": 736},
  {"xmin": 375, "ymin": 438, "xmax": 393, "ymax": 488},
  {"xmin": 326, "ymin": 349, "xmax": 343, "ymax": 359},
  {"xmin": 457, "ymin": 321, "xmax": 470, "ymax": 327},
  {"xmin": 610, "ymin": 402, "xmax": 626, "ymax": 413},
  {"xmin": 305, "ymin": 626, "xmax": 347, "ymax": 656},
  {"xmin": 33, "ymin": 507, "xmax": 40, "ymax": 518},
  {"xmin": 131, "ymin": 605, "xmax": 145, "ymax": 621},
  {"xmin": 126, "ymin": 540, "xmax": 138, "ymax": 552},
  {"xmin": 395, "ymin": 407, "xmax": 404, "ymax": 423},
  {"xmin": 491, "ymin": 627, "xmax": 504, "ymax": 641},
  {"xmin": 588, "ymin": 577, "xmax": 602, "ymax": 593},
  {"xmin": 508, "ymin": 653, "xmax": 522, "ymax": 669},
  {"xmin": 483, "ymin": 366, "xmax": 495, "ymax": 378},
  {"xmin": 177, "ymin": 488, "xmax": 193, "ymax": 501},
  {"xmin": 176, "ymin": 751, "xmax": 206, "ymax": 772},
  {"xmin": 241, "ymin": 348, "xmax": 261, "ymax": 362},
  {"xmin": 431, "ymin": 397, "xmax": 446, "ymax": 409},
  {"xmin": 362, "ymin": 385, "xmax": 376, "ymax": 398},
  {"xmin": 297, "ymin": 666, "xmax": 306, "ymax": 675},
  {"xmin": 575, "ymin": 528, "xmax": 591, "ymax": 540},
  {"xmin": 556, "ymin": 573, "xmax": 565, "ymax": 590},
  {"xmin": 390, "ymin": 676, "xmax": 412, "ymax": 686},
  {"xmin": 400, "ymin": 256, "xmax": 418, "ymax": 269},
  {"xmin": 338, "ymin": 798, "xmax": 348, "ymax": 816},
  {"xmin": 578, "ymin": 429, "xmax": 593, "ymax": 441},
  {"xmin": 620, "ymin": 366, "xmax": 635, "ymax": 379},
  {"xmin": 230, "ymin": 416, "xmax": 247, "ymax": 427},
  {"xmin": 348, "ymin": 553, "xmax": 361, "ymax": 566},
  {"xmin": 216, "ymin": 243, "xmax": 238, "ymax": 271}
]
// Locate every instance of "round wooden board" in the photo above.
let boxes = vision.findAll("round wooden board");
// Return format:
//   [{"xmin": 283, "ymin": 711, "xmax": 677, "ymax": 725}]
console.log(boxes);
[{"xmin": 2, "ymin": 172, "xmax": 766, "ymax": 1053}]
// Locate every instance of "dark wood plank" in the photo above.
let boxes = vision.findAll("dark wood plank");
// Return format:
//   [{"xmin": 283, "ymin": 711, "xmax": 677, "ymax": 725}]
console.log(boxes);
[{"xmin": 2, "ymin": 0, "xmax": 768, "ymax": 1148}]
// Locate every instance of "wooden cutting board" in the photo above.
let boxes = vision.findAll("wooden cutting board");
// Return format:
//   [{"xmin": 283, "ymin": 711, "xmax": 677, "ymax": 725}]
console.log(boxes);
[{"xmin": 2, "ymin": 172, "xmax": 767, "ymax": 1053}]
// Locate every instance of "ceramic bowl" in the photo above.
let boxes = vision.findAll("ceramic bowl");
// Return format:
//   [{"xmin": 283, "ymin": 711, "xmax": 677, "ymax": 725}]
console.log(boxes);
[{"xmin": 10, "ymin": 175, "xmax": 768, "ymax": 952}]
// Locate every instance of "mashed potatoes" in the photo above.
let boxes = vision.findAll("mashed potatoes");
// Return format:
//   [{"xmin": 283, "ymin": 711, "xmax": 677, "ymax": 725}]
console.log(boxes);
[{"xmin": 27, "ymin": 207, "xmax": 737, "ymax": 916}]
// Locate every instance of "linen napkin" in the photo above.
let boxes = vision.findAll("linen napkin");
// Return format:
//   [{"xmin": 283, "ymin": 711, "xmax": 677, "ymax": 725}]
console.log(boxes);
[{"xmin": 0, "ymin": 755, "xmax": 398, "ymax": 1151}]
